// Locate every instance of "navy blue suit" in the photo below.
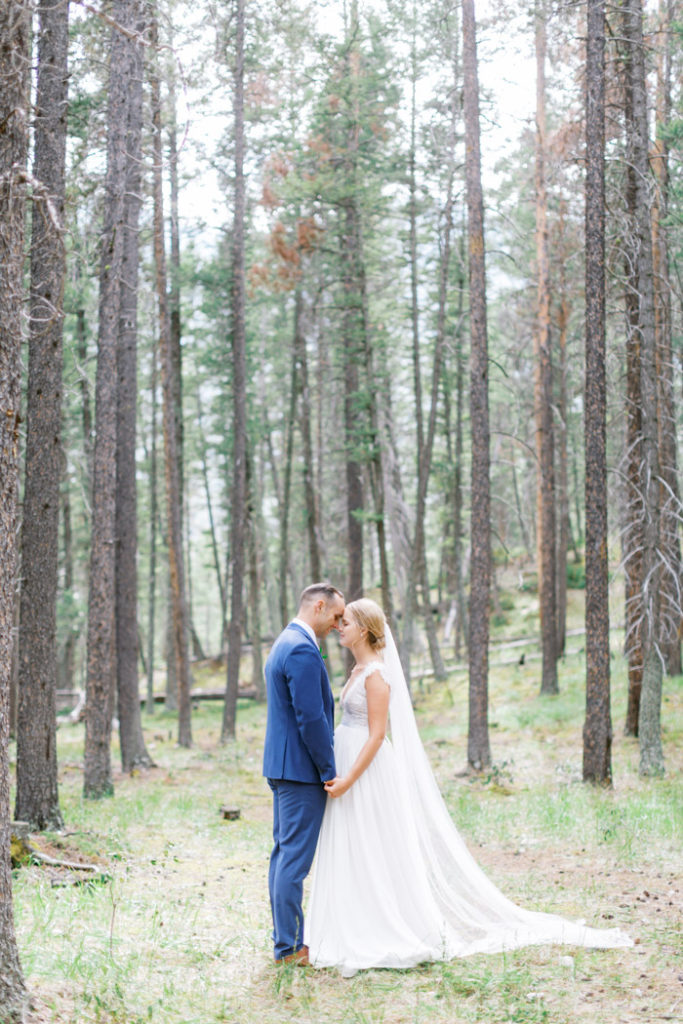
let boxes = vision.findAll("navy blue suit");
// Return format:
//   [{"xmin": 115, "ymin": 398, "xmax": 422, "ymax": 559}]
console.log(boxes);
[{"xmin": 263, "ymin": 622, "xmax": 336, "ymax": 959}]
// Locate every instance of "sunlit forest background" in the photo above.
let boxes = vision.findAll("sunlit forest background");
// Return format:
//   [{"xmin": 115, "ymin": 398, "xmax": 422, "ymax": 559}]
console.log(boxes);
[{"xmin": 3, "ymin": 0, "xmax": 682, "ymax": 804}]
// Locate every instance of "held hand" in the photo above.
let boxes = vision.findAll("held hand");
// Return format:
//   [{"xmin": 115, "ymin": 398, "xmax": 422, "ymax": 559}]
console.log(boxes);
[{"xmin": 324, "ymin": 775, "xmax": 352, "ymax": 798}]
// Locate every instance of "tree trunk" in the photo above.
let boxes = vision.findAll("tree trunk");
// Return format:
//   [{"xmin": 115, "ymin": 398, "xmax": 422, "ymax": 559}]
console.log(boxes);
[
  {"xmin": 151, "ymin": 6, "xmax": 192, "ymax": 746},
  {"xmin": 246, "ymin": 451, "xmax": 265, "ymax": 699},
  {"xmin": 453, "ymin": 290, "xmax": 469, "ymax": 659},
  {"xmin": 116, "ymin": 0, "xmax": 150, "ymax": 773},
  {"xmin": 162, "ymin": 28, "xmax": 185, "ymax": 705},
  {"xmin": 624, "ymin": 0, "xmax": 664, "ymax": 776},
  {"xmin": 402, "ymin": 0, "xmax": 424, "ymax": 662},
  {"xmin": 342, "ymin": 201, "xmax": 365, "ymax": 605},
  {"xmin": 222, "ymin": 0, "xmax": 248, "ymax": 740},
  {"xmin": 75, "ymin": 260, "xmax": 93, "ymax": 481},
  {"xmin": 146, "ymin": 341, "xmax": 158, "ymax": 714},
  {"xmin": 622, "ymin": 45, "xmax": 643, "ymax": 736},
  {"xmin": 59, "ymin": 479, "xmax": 78, "ymax": 691},
  {"xmin": 462, "ymin": 0, "xmax": 491, "ymax": 771},
  {"xmin": 278, "ymin": 330, "xmax": 297, "ymax": 625},
  {"xmin": 381, "ymin": 386, "xmax": 413, "ymax": 631},
  {"xmin": 357, "ymin": 262, "xmax": 393, "ymax": 625},
  {"xmin": 534, "ymin": 1, "xmax": 558, "ymax": 696},
  {"xmin": 583, "ymin": 0, "xmax": 612, "ymax": 785},
  {"xmin": 404, "ymin": 56, "xmax": 459, "ymax": 683},
  {"xmin": 555, "ymin": 215, "xmax": 569, "ymax": 660},
  {"xmin": 85, "ymin": 0, "xmax": 141, "ymax": 799},
  {"xmin": 164, "ymin": 582, "xmax": 178, "ymax": 710},
  {"xmin": 340, "ymin": 3, "xmax": 365, "ymax": 610},
  {"xmin": 0, "ymin": 2, "xmax": 30, "ymax": 1012},
  {"xmin": 293, "ymin": 289, "xmax": 323, "ymax": 582},
  {"xmin": 15, "ymin": 0, "xmax": 69, "ymax": 829},
  {"xmin": 197, "ymin": 396, "xmax": 227, "ymax": 648},
  {"xmin": 651, "ymin": 0, "xmax": 681, "ymax": 676}
]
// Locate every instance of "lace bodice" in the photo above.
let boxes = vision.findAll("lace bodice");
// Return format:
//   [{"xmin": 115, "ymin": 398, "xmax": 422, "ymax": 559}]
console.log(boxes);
[{"xmin": 340, "ymin": 660, "xmax": 388, "ymax": 729}]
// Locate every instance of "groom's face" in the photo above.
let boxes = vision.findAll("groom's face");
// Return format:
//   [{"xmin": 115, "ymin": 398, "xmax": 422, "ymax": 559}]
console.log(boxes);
[{"xmin": 315, "ymin": 596, "xmax": 345, "ymax": 638}]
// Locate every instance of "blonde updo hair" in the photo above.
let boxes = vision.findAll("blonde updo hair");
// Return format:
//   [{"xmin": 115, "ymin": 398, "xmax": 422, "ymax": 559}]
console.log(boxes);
[{"xmin": 347, "ymin": 598, "xmax": 386, "ymax": 651}]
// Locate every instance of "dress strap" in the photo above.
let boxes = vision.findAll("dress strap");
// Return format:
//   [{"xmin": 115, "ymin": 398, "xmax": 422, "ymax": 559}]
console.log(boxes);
[{"xmin": 357, "ymin": 660, "xmax": 389, "ymax": 686}]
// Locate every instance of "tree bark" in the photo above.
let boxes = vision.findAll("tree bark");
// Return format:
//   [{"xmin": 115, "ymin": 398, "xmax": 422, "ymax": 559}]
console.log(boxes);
[
  {"xmin": 294, "ymin": 289, "xmax": 323, "ymax": 582},
  {"xmin": 146, "ymin": 341, "xmax": 158, "ymax": 714},
  {"xmin": 342, "ymin": 199, "xmax": 365, "ymax": 605},
  {"xmin": 151, "ymin": 5, "xmax": 192, "ymax": 746},
  {"xmin": 622, "ymin": 44, "xmax": 644, "ymax": 735},
  {"xmin": 623, "ymin": 0, "xmax": 664, "ymax": 776},
  {"xmin": 197, "ymin": 396, "xmax": 227, "ymax": 647},
  {"xmin": 583, "ymin": 0, "xmax": 612, "ymax": 785},
  {"xmin": 403, "ymin": 31, "xmax": 459, "ymax": 682},
  {"xmin": 358, "ymin": 261, "xmax": 393, "ymax": 625},
  {"xmin": 555, "ymin": 222, "xmax": 569, "ymax": 660},
  {"xmin": 116, "ymin": 0, "xmax": 150, "ymax": 772},
  {"xmin": 534, "ymin": 1, "xmax": 558, "ymax": 696},
  {"xmin": 246, "ymin": 450, "xmax": 265, "ymax": 698},
  {"xmin": 85, "ymin": 0, "xmax": 141, "ymax": 799},
  {"xmin": 15, "ymin": 0, "xmax": 69, "ymax": 829},
  {"xmin": 0, "ymin": 1, "xmax": 30, "ymax": 1012},
  {"xmin": 462, "ymin": 0, "xmax": 491, "ymax": 770},
  {"xmin": 222, "ymin": 0, "xmax": 248, "ymax": 740},
  {"xmin": 402, "ymin": 0, "xmax": 424, "ymax": 661},
  {"xmin": 651, "ymin": 0, "xmax": 681, "ymax": 676},
  {"xmin": 278, "ymin": 326, "xmax": 297, "ymax": 625},
  {"xmin": 453, "ymin": 284, "xmax": 469, "ymax": 659},
  {"xmin": 58, "ymin": 477, "xmax": 78, "ymax": 692}
]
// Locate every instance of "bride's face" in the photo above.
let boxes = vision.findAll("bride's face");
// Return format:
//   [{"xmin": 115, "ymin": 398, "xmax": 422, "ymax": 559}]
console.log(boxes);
[{"xmin": 338, "ymin": 611, "xmax": 361, "ymax": 649}]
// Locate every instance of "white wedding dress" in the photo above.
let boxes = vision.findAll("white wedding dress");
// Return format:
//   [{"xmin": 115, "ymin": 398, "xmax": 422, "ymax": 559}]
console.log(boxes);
[{"xmin": 305, "ymin": 629, "xmax": 632, "ymax": 975}]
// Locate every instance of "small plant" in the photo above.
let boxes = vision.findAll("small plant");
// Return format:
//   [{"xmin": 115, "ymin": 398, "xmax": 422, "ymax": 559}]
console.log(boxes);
[{"xmin": 566, "ymin": 562, "xmax": 586, "ymax": 589}]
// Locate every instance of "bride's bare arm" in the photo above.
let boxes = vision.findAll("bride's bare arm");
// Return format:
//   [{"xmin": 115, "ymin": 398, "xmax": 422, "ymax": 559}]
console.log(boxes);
[{"xmin": 324, "ymin": 671, "xmax": 390, "ymax": 798}]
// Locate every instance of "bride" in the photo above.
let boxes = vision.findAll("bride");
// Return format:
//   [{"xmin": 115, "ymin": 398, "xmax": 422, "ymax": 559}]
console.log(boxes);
[{"xmin": 305, "ymin": 598, "xmax": 632, "ymax": 975}]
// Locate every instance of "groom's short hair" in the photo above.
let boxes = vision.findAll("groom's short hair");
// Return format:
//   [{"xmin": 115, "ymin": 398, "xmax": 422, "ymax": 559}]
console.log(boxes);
[{"xmin": 299, "ymin": 582, "xmax": 344, "ymax": 607}]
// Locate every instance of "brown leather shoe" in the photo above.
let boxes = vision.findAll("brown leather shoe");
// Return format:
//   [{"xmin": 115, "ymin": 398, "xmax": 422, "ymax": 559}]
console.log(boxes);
[{"xmin": 276, "ymin": 944, "xmax": 310, "ymax": 967}]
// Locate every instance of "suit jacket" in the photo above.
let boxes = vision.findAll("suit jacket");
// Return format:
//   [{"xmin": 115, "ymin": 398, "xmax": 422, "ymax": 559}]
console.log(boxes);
[{"xmin": 262, "ymin": 622, "xmax": 336, "ymax": 784}]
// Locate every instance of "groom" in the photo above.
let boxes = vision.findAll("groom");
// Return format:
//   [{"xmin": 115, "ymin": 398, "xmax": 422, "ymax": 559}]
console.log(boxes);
[{"xmin": 263, "ymin": 582, "xmax": 345, "ymax": 965}]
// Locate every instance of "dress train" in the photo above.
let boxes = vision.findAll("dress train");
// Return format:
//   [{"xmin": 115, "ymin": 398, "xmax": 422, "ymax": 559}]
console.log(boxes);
[{"xmin": 306, "ymin": 652, "xmax": 632, "ymax": 974}]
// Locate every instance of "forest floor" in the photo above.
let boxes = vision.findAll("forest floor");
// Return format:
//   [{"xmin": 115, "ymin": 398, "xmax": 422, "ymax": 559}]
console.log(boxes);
[{"xmin": 10, "ymin": 594, "xmax": 683, "ymax": 1024}]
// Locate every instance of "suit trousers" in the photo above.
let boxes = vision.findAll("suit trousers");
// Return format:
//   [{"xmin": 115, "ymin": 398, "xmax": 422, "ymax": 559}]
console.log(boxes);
[{"xmin": 268, "ymin": 778, "xmax": 327, "ymax": 959}]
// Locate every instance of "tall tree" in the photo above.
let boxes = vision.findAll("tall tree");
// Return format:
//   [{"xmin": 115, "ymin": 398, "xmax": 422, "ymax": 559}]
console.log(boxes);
[
  {"xmin": 146, "ymin": 342, "xmax": 159, "ymax": 714},
  {"xmin": 341, "ymin": 2, "xmax": 366, "ymax": 605},
  {"xmin": 294, "ymin": 289, "xmax": 323, "ymax": 584},
  {"xmin": 401, "ymin": 0, "xmax": 426, "ymax": 670},
  {"xmin": 15, "ymin": 0, "xmax": 69, "ymax": 829},
  {"xmin": 621, "ymin": 28, "xmax": 644, "ymax": 737},
  {"xmin": 651, "ymin": 0, "xmax": 681, "ymax": 677},
  {"xmin": 151, "ymin": 3, "xmax": 192, "ymax": 747},
  {"xmin": 85, "ymin": 0, "xmax": 141, "ymax": 798},
  {"xmin": 462, "ymin": 0, "xmax": 491, "ymax": 770},
  {"xmin": 624, "ymin": 0, "xmax": 664, "ymax": 776},
  {"xmin": 0, "ymin": 0, "xmax": 30, "ymax": 1013},
  {"xmin": 401, "ymin": 0, "xmax": 454, "ymax": 683},
  {"xmin": 583, "ymin": 0, "xmax": 612, "ymax": 785},
  {"xmin": 555, "ymin": 201, "xmax": 570, "ymax": 659},
  {"xmin": 166, "ymin": 23, "xmax": 186, "ymax": 705},
  {"xmin": 116, "ymin": 0, "xmax": 151, "ymax": 773},
  {"xmin": 222, "ymin": 0, "xmax": 248, "ymax": 740},
  {"xmin": 533, "ymin": 0, "xmax": 558, "ymax": 695}
]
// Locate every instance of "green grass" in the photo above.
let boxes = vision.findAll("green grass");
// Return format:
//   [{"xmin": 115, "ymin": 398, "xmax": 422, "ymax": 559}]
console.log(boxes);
[{"xmin": 9, "ymin": 626, "xmax": 683, "ymax": 1023}]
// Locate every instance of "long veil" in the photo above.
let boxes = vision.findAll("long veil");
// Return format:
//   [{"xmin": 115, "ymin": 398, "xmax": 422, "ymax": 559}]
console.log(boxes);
[{"xmin": 383, "ymin": 623, "xmax": 633, "ymax": 955}]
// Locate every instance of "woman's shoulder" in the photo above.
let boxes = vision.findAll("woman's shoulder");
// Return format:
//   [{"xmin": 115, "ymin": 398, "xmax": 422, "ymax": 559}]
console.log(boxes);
[{"xmin": 360, "ymin": 660, "xmax": 389, "ymax": 686}]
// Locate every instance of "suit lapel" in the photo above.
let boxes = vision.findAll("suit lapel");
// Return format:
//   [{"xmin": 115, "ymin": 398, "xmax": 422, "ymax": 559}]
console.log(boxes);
[{"xmin": 289, "ymin": 622, "xmax": 324, "ymax": 662}]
